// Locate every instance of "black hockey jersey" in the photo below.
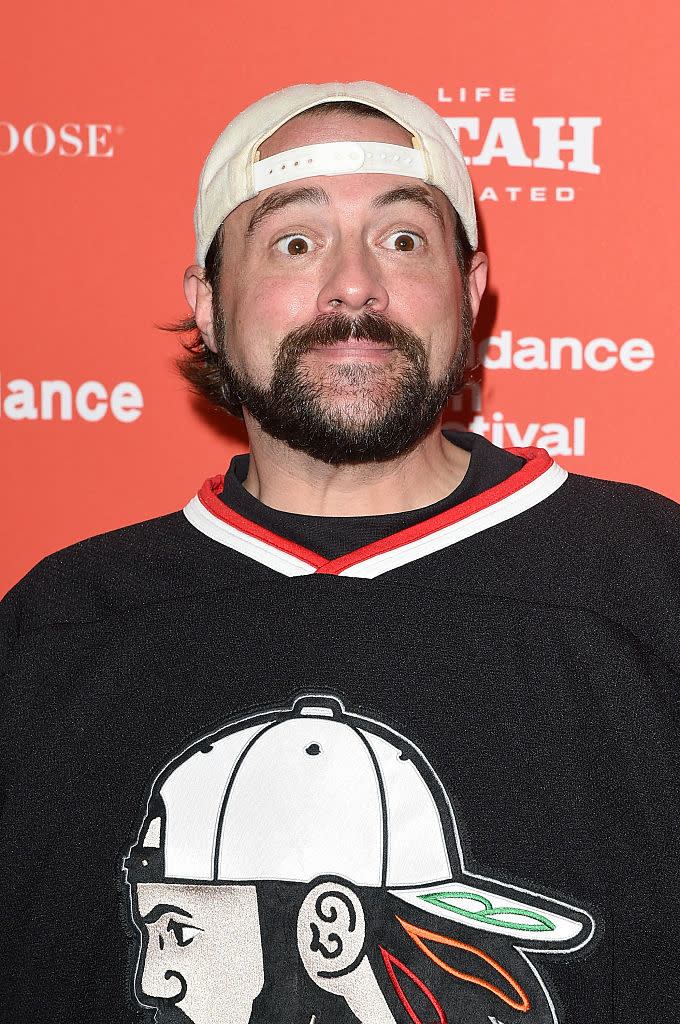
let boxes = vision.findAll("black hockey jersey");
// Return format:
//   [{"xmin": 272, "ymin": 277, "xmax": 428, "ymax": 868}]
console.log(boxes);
[{"xmin": 1, "ymin": 433, "xmax": 679, "ymax": 1024}]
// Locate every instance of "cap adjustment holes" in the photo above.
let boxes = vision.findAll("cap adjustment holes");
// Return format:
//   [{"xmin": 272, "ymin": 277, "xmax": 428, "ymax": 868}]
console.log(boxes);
[{"xmin": 305, "ymin": 743, "xmax": 322, "ymax": 756}]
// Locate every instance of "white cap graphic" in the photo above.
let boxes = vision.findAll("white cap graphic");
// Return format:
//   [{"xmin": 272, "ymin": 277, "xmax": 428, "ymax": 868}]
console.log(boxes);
[
  {"xmin": 137, "ymin": 696, "xmax": 450, "ymax": 886},
  {"xmin": 126, "ymin": 696, "xmax": 593, "ymax": 948}
]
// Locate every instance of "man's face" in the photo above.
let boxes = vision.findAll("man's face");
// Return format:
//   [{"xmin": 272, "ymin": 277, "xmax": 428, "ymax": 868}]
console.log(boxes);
[
  {"xmin": 133, "ymin": 882, "xmax": 264, "ymax": 1024},
  {"xmin": 194, "ymin": 110, "xmax": 487, "ymax": 462}
]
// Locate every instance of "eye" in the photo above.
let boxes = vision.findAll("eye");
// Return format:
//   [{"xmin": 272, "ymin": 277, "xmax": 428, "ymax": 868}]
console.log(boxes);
[
  {"xmin": 275, "ymin": 234, "xmax": 315, "ymax": 256},
  {"xmin": 166, "ymin": 919, "xmax": 204, "ymax": 947},
  {"xmin": 384, "ymin": 231, "xmax": 422, "ymax": 252}
]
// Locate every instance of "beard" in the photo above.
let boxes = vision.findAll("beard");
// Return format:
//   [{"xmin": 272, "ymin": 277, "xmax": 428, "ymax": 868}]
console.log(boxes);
[
  {"xmin": 215, "ymin": 303, "xmax": 472, "ymax": 466},
  {"xmin": 152, "ymin": 1007, "xmax": 193, "ymax": 1024}
]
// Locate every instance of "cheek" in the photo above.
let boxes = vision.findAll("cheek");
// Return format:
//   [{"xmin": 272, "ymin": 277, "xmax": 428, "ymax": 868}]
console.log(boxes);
[
  {"xmin": 388, "ymin": 258, "xmax": 460, "ymax": 315},
  {"xmin": 393, "ymin": 278, "xmax": 460, "ymax": 336},
  {"xmin": 245, "ymin": 276, "xmax": 316, "ymax": 326},
  {"xmin": 225, "ymin": 275, "xmax": 317, "ymax": 345}
]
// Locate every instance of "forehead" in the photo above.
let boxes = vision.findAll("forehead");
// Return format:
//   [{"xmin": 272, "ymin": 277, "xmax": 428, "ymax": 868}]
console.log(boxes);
[
  {"xmin": 222, "ymin": 110, "xmax": 454, "ymax": 235},
  {"xmin": 258, "ymin": 109, "xmax": 414, "ymax": 158},
  {"xmin": 135, "ymin": 881, "xmax": 258, "ymax": 918}
]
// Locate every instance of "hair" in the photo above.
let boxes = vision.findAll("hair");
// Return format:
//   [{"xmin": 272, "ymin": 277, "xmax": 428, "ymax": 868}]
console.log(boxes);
[
  {"xmin": 248, "ymin": 880, "xmax": 553, "ymax": 1024},
  {"xmin": 169, "ymin": 101, "xmax": 476, "ymax": 418}
]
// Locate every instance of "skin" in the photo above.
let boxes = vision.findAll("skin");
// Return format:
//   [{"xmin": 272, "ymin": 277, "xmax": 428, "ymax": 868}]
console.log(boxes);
[
  {"xmin": 184, "ymin": 112, "xmax": 488, "ymax": 517},
  {"xmin": 134, "ymin": 882, "xmax": 264, "ymax": 1024},
  {"xmin": 298, "ymin": 882, "xmax": 397, "ymax": 1023},
  {"xmin": 133, "ymin": 880, "xmax": 397, "ymax": 1024}
]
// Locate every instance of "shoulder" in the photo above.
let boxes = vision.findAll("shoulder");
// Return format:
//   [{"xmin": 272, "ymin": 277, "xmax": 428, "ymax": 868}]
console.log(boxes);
[
  {"xmin": 1, "ymin": 507, "xmax": 219, "ymax": 635},
  {"xmin": 460, "ymin": 437, "xmax": 680, "ymax": 620},
  {"xmin": 552, "ymin": 469, "xmax": 680, "ymax": 553},
  {"xmin": 519, "ymin": 468, "xmax": 680, "ymax": 654},
  {"xmin": 561, "ymin": 467, "xmax": 680, "ymax": 511},
  {"xmin": 456, "ymin": 430, "xmax": 680, "ymax": 551},
  {"xmin": 503, "ymin": 455, "xmax": 680, "ymax": 588}
]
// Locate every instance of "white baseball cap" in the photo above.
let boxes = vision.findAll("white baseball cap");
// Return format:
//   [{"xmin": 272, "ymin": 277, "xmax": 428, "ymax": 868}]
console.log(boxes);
[
  {"xmin": 194, "ymin": 81, "xmax": 478, "ymax": 266},
  {"xmin": 126, "ymin": 696, "xmax": 591, "ymax": 946}
]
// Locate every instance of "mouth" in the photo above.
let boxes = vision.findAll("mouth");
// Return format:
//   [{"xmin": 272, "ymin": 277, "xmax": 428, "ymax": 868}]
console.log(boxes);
[{"xmin": 309, "ymin": 337, "xmax": 397, "ymax": 360}]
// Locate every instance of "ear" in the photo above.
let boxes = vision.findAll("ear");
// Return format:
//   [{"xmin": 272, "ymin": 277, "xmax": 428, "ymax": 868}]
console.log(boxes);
[
  {"xmin": 183, "ymin": 264, "xmax": 217, "ymax": 353},
  {"xmin": 294, "ymin": 880, "xmax": 366, "ymax": 983},
  {"xmin": 466, "ymin": 250, "xmax": 488, "ymax": 326},
  {"xmin": 297, "ymin": 883, "xmax": 396, "ymax": 1024},
  {"xmin": 297, "ymin": 882, "xmax": 366, "ymax": 985}
]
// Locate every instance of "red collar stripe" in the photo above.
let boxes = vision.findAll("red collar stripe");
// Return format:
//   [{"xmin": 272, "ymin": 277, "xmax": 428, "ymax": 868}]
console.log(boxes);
[
  {"xmin": 185, "ymin": 479, "xmax": 320, "ymax": 576},
  {"xmin": 183, "ymin": 448, "xmax": 567, "ymax": 579}
]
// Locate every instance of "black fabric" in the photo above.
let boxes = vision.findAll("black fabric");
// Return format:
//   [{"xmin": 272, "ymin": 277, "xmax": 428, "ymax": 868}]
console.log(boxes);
[
  {"xmin": 218, "ymin": 431, "xmax": 525, "ymax": 558},
  {"xmin": 1, "ymin": 432, "xmax": 679, "ymax": 1024}
]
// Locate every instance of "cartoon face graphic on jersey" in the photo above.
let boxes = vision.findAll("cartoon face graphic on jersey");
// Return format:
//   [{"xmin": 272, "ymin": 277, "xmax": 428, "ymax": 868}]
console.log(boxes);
[{"xmin": 122, "ymin": 696, "xmax": 595, "ymax": 1024}]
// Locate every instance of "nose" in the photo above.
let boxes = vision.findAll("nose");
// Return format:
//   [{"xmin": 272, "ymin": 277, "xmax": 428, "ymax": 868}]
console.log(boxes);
[
  {"xmin": 140, "ymin": 954, "xmax": 186, "ymax": 1004},
  {"xmin": 317, "ymin": 244, "xmax": 389, "ymax": 315}
]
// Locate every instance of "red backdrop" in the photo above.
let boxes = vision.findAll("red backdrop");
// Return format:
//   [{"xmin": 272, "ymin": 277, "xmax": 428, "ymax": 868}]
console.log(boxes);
[{"xmin": 2, "ymin": 0, "xmax": 679, "ymax": 595}]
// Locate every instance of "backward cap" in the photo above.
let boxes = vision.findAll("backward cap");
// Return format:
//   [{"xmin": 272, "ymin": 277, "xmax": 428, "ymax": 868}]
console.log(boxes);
[
  {"xmin": 194, "ymin": 80, "xmax": 477, "ymax": 264},
  {"xmin": 124, "ymin": 695, "xmax": 593, "ymax": 950},
  {"xmin": 129, "ymin": 696, "xmax": 453, "ymax": 887}
]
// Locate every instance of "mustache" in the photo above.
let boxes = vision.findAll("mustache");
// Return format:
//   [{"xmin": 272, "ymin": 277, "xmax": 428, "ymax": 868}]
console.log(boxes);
[
  {"xmin": 276, "ymin": 312, "xmax": 427, "ymax": 367},
  {"xmin": 150, "ymin": 971, "xmax": 191, "ymax": 1024}
]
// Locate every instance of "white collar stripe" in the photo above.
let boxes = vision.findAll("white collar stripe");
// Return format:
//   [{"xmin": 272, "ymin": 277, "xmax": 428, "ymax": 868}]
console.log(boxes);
[
  {"xmin": 182, "ymin": 448, "xmax": 568, "ymax": 579},
  {"xmin": 314, "ymin": 446, "xmax": 558, "ymax": 576},
  {"xmin": 336, "ymin": 461, "xmax": 567, "ymax": 578},
  {"xmin": 184, "ymin": 495, "xmax": 317, "ymax": 577}
]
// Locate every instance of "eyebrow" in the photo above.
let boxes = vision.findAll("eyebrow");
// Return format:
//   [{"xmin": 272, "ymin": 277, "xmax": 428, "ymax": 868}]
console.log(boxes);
[
  {"xmin": 246, "ymin": 186, "xmax": 329, "ymax": 235},
  {"xmin": 244, "ymin": 181, "xmax": 446, "ymax": 236},
  {"xmin": 371, "ymin": 185, "xmax": 445, "ymax": 230},
  {"xmin": 142, "ymin": 903, "xmax": 193, "ymax": 924}
]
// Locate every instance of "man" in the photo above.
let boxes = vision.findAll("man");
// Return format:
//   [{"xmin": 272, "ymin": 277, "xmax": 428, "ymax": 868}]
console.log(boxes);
[{"xmin": 0, "ymin": 81, "xmax": 678, "ymax": 1024}]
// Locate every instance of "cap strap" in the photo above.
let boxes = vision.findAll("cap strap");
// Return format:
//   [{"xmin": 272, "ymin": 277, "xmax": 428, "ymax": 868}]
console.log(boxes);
[{"xmin": 253, "ymin": 141, "xmax": 427, "ymax": 193}]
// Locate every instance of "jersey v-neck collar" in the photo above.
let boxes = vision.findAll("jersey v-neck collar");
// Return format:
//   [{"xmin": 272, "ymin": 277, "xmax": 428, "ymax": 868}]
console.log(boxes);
[{"xmin": 183, "ymin": 446, "xmax": 568, "ymax": 579}]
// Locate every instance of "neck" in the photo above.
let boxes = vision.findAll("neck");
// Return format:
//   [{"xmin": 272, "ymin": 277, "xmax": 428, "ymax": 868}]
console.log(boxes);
[{"xmin": 240, "ymin": 417, "xmax": 470, "ymax": 517}]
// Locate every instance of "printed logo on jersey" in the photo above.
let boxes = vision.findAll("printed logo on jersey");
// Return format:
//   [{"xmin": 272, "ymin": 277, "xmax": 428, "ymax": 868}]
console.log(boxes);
[{"xmin": 121, "ymin": 696, "xmax": 595, "ymax": 1024}]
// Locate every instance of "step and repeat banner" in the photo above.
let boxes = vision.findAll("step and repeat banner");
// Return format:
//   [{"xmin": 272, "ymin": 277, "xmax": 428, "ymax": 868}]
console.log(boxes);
[{"xmin": 1, "ymin": 0, "xmax": 678, "ymax": 594}]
